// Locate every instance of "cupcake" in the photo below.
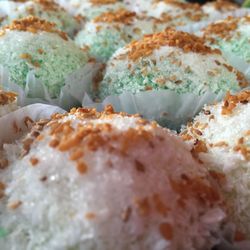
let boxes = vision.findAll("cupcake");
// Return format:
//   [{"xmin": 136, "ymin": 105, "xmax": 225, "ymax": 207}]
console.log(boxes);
[
  {"xmin": 75, "ymin": 9, "xmax": 161, "ymax": 62},
  {"xmin": 147, "ymin": 0, "xmax": 208, "ymax": 27},
  {"xmin": 202, "ymin": 16, "xmax": 250, "ymax": 75},
  {"xmin": 0, "ymin": 90, "xmax": 18, "ymax": 117},
  {"xmin": 180, "ymin": 90, "xmax": 250, "ymax": 239},
  {"xmin": 202, "ymin": 0, "xmax": 239, "ymax": 18},
  {"xmin": 97, "ymin": 28, "xmax": 247, "ymax": 101},
  {"xmin": 0, "ymin": 16, "xmax": 90, "ymax": 105},
  {"xmin": 0, "ymin": 105, "xmax": 230, "ymax": 249},
  {"xmin": 0, "ymin": 0, "xmax": 79, "ymax": 37},
  {"xmin": 73, "ymin": 0, "xmax": 126, "ymax": 21}
]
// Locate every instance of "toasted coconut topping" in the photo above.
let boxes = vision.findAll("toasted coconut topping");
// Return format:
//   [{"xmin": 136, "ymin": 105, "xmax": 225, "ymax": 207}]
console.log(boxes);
[
  {"xmin": 126, "ymin": 28, "xmax": 220, "ymax": 61},
  {"xmin": 0, "ymin": 90, "xmax": 17, "ymax": 105},
  {"xmin": 222, "ymin": 90, "xmax": 250, "ymax": 115},
  {"xmin": 22, "ymin": 105, "xmax": 156, "ymax": 175},
  {"xmin": 154, "ymin": 0, "xmax": 202, "ymax": 11},
  {"xmin": 90, "ymin": 0, "xmax": 118, "ymax": 5},
  {"xmin": 0, "ymin": 16, "xmax": 68, "ymax": 40},
  {"xmin": 94, "ymin": 9, "xmax": 136, "ymax": 24},
  {"xmin": 210, "ymin": 0, "xmax": 238, "ymax": 11},
  {"xmin": 203, "ymin": 16, "xmax": 240, "ymax": 41}
]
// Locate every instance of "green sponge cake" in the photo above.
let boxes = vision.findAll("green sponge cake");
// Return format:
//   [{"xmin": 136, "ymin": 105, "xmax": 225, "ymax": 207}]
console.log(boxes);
[
  {"xmin": 75, "ymin": 9, "xmax": 161, "ymax": 62},
  {"xmin": 181, "ymin": 90, "xmax": 250, "ymax": 239},
  {"xmin": 0, "ymin": 0, "xmax": 79, "ymax": 37},
  {"xmin": 0, "ymin": 16, "xmax": 89, "ymax": 99},
  {"xmin": 203, "ymin": 16, "xmax": 250, "ymax": 65},
  {"xmin": 97, "ymin": 28, "xmax": 247, "ymax": 101}
]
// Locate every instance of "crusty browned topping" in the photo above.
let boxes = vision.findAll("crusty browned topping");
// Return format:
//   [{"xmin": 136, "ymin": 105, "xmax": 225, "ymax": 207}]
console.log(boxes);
[
  {"xmin": 85, "ymin": 212, "xmax": 96, "ymax": 220},
  {"xmin": 221, "ymin": 90, "xmax": 250, "ymax": 115},
  {"xmin": 170, "ymin": 175, "xmax": 221, "ymax": 202},
  {"xmin": 90, "ymin": 0, "xmax": 117, "ymax": 5},
  {"xmin": 0, "ymin": 90, "xmax": 17, "ymax": 105},
  {"xmin": 34, "ymin": 0, "xmax": 61, "ymax": 11},
  {"xmin": 154, "ymin": 0, "xmax": 201, "ymax": 10},
  {"xmin": 126, "ymin": 28, "xmax": 220, "ymax": 61},
  {"xmin": 22, "ymin": 105, "xmax": 154, "ymax": 175},
  {"xmin": 203, "ymin": 16, "xmax": 239, "ymax": 41},
  {"xmin": 0, "ymin": 182, "xmax": 5, "ymax": 199},
  {"xmin": 16, "ymin": 0, "xmax": 62, "ymax": 11},
  {"xmin": 30, "ymin": 156, "xmax": 39, "ymax": 166},
  {"xmin": 1, "ymin": 16, "xmax": 68, "ymax": 40},
  {"xmin": 208, "ymin": 0, "xmax": 238, "ymax": 11},
  {"xmin": 94, "ymin": 9, "xmax": 136, "ymax": 24},
  {"xmin": 159, "ymin": 223, "xmax": 173, "ymax": 240},
  {"xmin": 8, "ymin": 200, "xmax": 22, "ymax": 210}
]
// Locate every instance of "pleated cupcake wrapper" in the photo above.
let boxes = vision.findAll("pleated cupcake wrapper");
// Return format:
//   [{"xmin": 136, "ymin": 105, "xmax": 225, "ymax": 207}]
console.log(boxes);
[
  {"xmin": 0, "ymin": 62, "xmax": 101, "ymax": 110},
  {"xmin": 82, "ymin": 89, "xmax": 225, "ymax": 131},
  {"xmin": 178, "ymin": 8, "xmax": 250, "ymax": 34},
  {"xmin": 0, "ymin": 103, "xmax": 65, "ymax": 146},
  {"xmin": 221, "ymin": 51, "xmax": 250, "ymax": 81}
]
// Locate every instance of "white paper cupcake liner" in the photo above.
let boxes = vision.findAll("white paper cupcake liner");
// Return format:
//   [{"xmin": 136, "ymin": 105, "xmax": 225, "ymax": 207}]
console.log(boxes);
[
  {"xmin": 0, "ymin": 62, "xmax": 101, "ymax": 110},
  {"xmin": 82, "ymin": 89, "xmax": 225, "ymax": 130},
  {"xmin": 0, "ymin": 103, "xmax": 65, "ymax": 146},
  {"xmin": 178, "ymin": 8, "xmax": 250, "ymax": 34},
  {"xmin": 221, "ymin": 51, "xmax": 250, "ymax": 82}
]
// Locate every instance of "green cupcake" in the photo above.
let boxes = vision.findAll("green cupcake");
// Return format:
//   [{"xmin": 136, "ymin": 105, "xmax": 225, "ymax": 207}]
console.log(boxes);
[
  {"xmin": 0, "ymin": 16, "xmax": 89, "ymax": 99},
  {"xmin": 0, "ymin": 0, "xmax": 79, "ymax": 37},
  {"xmin": 203, "ymin": 16, "xmax": 250, "ymax": 64},
  {"xmin": 75, "ymin": 9, "xmax": 160, "ymax": 62},
  {"xmin": 74, "ymin": 0, "xmax": 125, "ymax": 21},
  {"xmin": 97, "ymin": 28, "xmax": 247, "ymax": 101}
]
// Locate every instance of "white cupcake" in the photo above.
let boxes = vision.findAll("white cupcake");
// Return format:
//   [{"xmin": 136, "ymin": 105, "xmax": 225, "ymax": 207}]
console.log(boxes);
[
  {"xmin": 181, "ymin": 90, "xmax": 250, "ymax": 240},
  {"xmin": 0, "ymin": 106, "xmax": 229, "ymax": 250}
]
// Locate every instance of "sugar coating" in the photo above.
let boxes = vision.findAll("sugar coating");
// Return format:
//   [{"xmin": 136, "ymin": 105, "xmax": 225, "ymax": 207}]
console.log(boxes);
[
  {"xmin": 0, "ymin": 107, "xmax": 227, "ymax": 250},
  {"xmin": 97, "ymin": 29, "xmax": 245, "ymax": 101},
  {"xmin": 181, "ymin": 90, "xmax": 250, "ymax": 239},
  {"xmin": 0, "ymin": 28, "xmax": 89, "ymax": 98},
  {"xmin": 202, "ymin": 16, "xmax": 250, "ymax": 64},
  {"xmin": 0, "ymin": 0, "xmax": 79, "ymax": 36}
]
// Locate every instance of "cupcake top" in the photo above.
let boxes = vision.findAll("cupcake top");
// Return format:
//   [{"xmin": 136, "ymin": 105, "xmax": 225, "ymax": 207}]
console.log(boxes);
[
  {"xmin": 75, "ymin": 9, "xmax": 162, "ymax": 61},
  {"xmin": 202, "ymin": 0, "xmax": 238, "ymax": 17},
  {"xmin": 0, "ymin": 0, "xmax": 79, "ymax": 36},
  {"xmin": 147, "ymin": 0, "xmax": 208, "ymax": 26},
  {"xmin": 180, "ymin": 90, "xmax": 250, "ymax": 239},
  {"xmin": 202, "ymin": 16, "xmax": 250, "ymax": 64},
  {"xmin": 74, "ymin": 0, "xmax": 126, "ymax": 21},
  {"xmin": 0, "ymin": 106, "xmax": 228, "ymax": 250},
  {"xmin": 0, "ymin": 90, "xmax": 18, "ymax": 117},
  {"xmin": 97, "ymin": 28, "xmax": 247, "ymax": 101},
  {"xmin": 0, "ymin": 16, "xmax": 89, "ymax": 99}
]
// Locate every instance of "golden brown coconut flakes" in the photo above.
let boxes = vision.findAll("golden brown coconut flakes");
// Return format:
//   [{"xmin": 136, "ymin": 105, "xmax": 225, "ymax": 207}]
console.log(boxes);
[
  {"xmin": 126, "ymin": 28, "xmax": 221, "ymax": 61},
  {"xmin": 94, "ymin": 9, "xmax": 136, "ymax": 25},
  {"xmin": 90, "ymin": 0, "xmax": 118, "ymax": 5},
  {"xmin": 203, "ymin": 16, "xmax": 240, "ymax": 41},
  {"xmin": 0, "ymin": 90, "xmax": 17, "ymax": 105},
  {"xmin": 221, "ymin": 90, "xmax": 250, "ymax": 115},
  {"xmin": 210, "ymin": 0, "xmax": 238, "ymax": 11},
  {"xmin": 23, "ymin": 106, "xmax": 154, "ymax": 175},
  {"xmin": 0, "ymin": 16, "xmax": 68, "ymax": 40}
]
